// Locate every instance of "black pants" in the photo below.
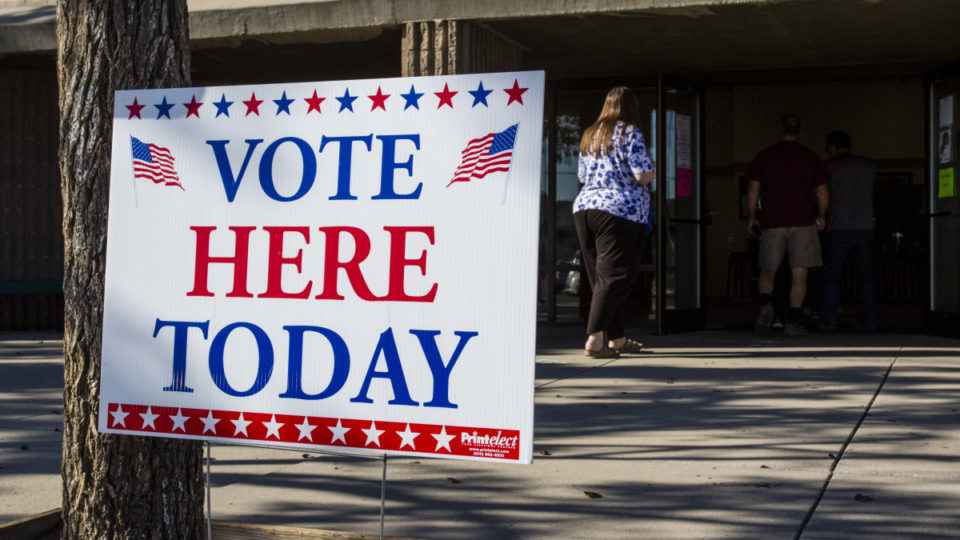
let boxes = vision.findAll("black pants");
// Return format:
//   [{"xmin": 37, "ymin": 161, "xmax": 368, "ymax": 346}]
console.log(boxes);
[{"xmin": 574, "ymin": 209, "xmax": 648, "ymax": 340}]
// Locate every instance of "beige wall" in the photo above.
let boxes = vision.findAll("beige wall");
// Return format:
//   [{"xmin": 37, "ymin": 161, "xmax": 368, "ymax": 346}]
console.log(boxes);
[{"xmin": 704, "ymin": 77, "xmax": 926, "ymax": 298}]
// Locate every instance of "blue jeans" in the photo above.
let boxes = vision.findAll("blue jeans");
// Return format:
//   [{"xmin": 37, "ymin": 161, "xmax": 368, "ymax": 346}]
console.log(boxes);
[{"xmin": 820, "ymin": 230, "xmax": 877, "ymax": 327}]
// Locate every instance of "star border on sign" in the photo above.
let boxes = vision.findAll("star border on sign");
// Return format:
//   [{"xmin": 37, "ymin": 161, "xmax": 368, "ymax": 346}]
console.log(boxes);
[
  {"xmin": 368, "ymin": 86, "xmax": 390, "ymax": 111},
  {"xmin": 336, "ymin": 88, "xmax": 358, "ymax": 113},
  {"xmin": 110, "ymin": 405, "xmax": 129, "ymax": 428},
  {"xmin": 362, "ymin": 421, "xmax": 385, "ymax": 447},
  {"xmin": 263, "ymin": 415, "xmax": 283, "ymax": 440},
  {"xmin": 154, "ymin": 97, "xmax": 174, "ymax": 119},
  {"xmin": 468, "ymin": 81, "xmax": 493, "ymax": 108},
  {"xmin": 432, "ymin": 426, "xmax": 455, "ymax": 452},
  {"xmin": 140, "ymin": 406, "xmax": 159, "ymax": 431},
  {"xmin": 232, "ymin": 412, "xmax": 251, "ymax": 437},
  {"xmin": 243, "ymin": 92, "xmax": 263, "ymax": 116},
  {"xmin": 169, "ymin": 408, "xmax": 189, "ymax": 432},
  {"xmin": 213, "ymin": 94, "xmax": 233, "ymax": 117},
  {"xmin": 401, "ymin": 85, "xmax": 423, "ymax": 110},
  {"xmin": 329, "ymin": 418, "xmax": 350, "ymax": 444},
  {"xmin": 435, "ymin": 83, "xmax": 457, "ymax": 109},
  {"xmin": 304, "ymin": 90, "xmax": 325, "ymax": 114},
  {"xmin": 397, "ymin": 424, "xmax": 420, "ymax": 450},
  {"xmin": 504, "ymin": 79, "xmax": 528, "ymax": 106},
  {"xmin": 200, "ymin": 410, "xmax": 220, "ymax": 434},
  {"xmin": 273, "ymin": 91, "xmax": 294, "ymax": 115},
  {"xmin": 125, "ymin": 98, "xmax": 144, "ymax": 120},
  {"xmin": 183, "ymin": 95, "xmax": 203, "ymax": 118},
  {"xmin": 295, "ymin": 417, "xmax": 316, "ymax": 441}
]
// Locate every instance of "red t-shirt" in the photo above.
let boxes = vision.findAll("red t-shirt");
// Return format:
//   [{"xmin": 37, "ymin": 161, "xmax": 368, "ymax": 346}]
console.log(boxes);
[{"xmin": 746, "ymin": 141, "xmax": 829, "ymax": 228}]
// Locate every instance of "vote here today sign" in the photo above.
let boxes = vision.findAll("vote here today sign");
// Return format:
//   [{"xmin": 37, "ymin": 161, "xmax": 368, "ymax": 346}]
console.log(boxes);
[{"xmin": 98, "ymin": 71, "xmax": 544, "ymax": 464}]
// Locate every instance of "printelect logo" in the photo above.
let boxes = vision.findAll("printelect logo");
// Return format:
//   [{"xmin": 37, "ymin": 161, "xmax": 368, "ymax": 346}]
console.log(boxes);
[{"xmin": 461, "ymin": 430, "xmax": 519, "ymax": 448}]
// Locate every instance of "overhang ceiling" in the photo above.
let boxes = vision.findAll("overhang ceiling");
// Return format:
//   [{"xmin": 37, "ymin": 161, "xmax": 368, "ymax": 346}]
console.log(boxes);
[
  {"xmin": 484, "ymin": 0, "xmax": 960, "ymax": 82},
  {"xmin": 189, "ymin": 0, "xmax": 960, "ymax": 85},
  {"xmin": 3, "ymin": 0, "xmax": 959, "ymax": 84}
]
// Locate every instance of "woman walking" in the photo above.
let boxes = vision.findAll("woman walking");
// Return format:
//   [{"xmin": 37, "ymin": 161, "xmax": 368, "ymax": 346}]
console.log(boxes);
[{"xmin": 573, "ymin": 86, "xmax": 655, "ymax": 357}]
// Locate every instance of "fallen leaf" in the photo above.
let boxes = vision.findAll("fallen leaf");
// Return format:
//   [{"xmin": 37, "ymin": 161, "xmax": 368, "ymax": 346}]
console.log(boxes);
[
  {"xmin": 302, "ymin": 454, "xmax": 310, "ymax": 459},
  {"xmin": 828, "ymin": 453, "xmax": 836, "ymax": 459},
  {"xmin": 854, "ymin": 494, "xmax": 874, "ymax": 502},
  {"xmin": 539, "ymin": 450, "xmax": 552, "ymax": 456},
  {"xmin": 584, "ymin": 491, "xmax": 603, "ymax": 499},
  {"xmin": 447, "ymin": 477, "xmax": 461, "ymax": 484},
  {"xmin": 760, "ymin": 465, "xmax": 770, "ymax": 469},
  {"xmin": 20, "ymin": 445, "xmax": 28, "ymax": 451}
]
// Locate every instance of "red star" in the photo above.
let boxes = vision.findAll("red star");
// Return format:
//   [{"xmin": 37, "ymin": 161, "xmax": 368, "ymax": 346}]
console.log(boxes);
[
  {"xmin": 304, "ymin": 90, "xmax": 325, "ymax": 114},
  {"xmin": 368, "ymin": 86, "xmax": 390, "ymax": 111},
  {"xmin": 183, "ymin": 95, "xmax": 203, "ymax": 118},
  {"xmin": 504, "ymin": 79, "xmax": 528, "ymax": 106},
  {"xmin": 126, "ymin": 97, "xmax": 144, "ymax": 119},
  {"xmin": 243, "ymin": 92, "xmax": 263, "ymax": 116},
  {"xmin": 435, "ymin": 83, "xmax": 457, "ymax": 109}
]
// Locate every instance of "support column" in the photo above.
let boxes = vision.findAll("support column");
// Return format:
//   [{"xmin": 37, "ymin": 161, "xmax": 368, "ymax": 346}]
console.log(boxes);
[{"xmin": 402, "ymin": 20, "xmax": 523, "ymax": 77}]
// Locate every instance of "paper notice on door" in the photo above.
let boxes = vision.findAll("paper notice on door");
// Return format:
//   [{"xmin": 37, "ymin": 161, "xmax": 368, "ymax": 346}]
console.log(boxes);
[
  {"xmin": 677, "ymin": 168, "xmax": 692, "ymax": 198},
  {"xmin": 940, "ymin": 95, "xmax": 954, "ymax": 127},
  {"xmin": 940, "ymin": 127, "xmax": 953, "ymax": 164},
  {"xmin": 939, "ymin": 167, "xmax": 955, "ymax": 198},
  {"xmin": 676, "ymin": 114, "xmax": 692, "ymax": 169}
]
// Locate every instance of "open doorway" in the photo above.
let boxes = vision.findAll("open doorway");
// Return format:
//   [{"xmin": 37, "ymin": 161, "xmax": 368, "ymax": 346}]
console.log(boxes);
[{"xmin": 706, "ymin": 77, "xmax": 928, "ymax": 333}]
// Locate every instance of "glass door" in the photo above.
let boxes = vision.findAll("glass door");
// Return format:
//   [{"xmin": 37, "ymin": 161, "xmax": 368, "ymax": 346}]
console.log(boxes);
[
  {"xmin": 539, "ymin": 83, "xmax": 658, "ymax": 326},
  {"xmin": 653, "ymin": 74, "xmax": 706, "ymax": 333},
  {"xmin": 927, "ymin": 68, "xmax": 960, "ymax": 337},
  {"xmin": 538, "ymin": 78, "xmax": 705, "ymax": 334}
]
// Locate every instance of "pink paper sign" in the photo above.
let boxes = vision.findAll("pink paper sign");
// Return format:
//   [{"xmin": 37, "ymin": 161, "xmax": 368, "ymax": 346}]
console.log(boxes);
[{"xmin": 677, "ymin": 168, "xmax": 692, "ymax": 198}]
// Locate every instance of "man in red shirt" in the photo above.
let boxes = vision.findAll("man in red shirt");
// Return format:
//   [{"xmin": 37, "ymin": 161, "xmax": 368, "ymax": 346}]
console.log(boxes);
[{"xmin": 746, "ymin": 114, "xmax": 829, "ymax": 336}]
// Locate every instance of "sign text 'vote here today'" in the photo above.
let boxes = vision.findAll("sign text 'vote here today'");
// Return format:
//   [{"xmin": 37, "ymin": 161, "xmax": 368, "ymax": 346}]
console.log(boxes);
[{"xmin": 100, "ymin": 72, "xmax": 544, "ymax": 463}]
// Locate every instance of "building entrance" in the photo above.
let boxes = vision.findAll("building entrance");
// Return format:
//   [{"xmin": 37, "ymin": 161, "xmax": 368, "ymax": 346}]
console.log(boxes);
[{"xmin": 539, "ymin": 76, "xmax": 705, "ymax": 334}]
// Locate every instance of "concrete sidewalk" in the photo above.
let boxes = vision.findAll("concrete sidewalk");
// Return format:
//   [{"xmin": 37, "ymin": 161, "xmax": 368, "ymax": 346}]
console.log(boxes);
[{"xmin": 1, "ymin": 328, "xmax": 958, "ymax": 538}]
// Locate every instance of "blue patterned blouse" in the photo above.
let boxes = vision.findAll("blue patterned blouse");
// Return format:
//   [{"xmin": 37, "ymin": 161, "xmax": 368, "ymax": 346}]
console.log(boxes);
[{"xmin": 573, "ymin": 121, "xmax": 654, "ymax": 226}]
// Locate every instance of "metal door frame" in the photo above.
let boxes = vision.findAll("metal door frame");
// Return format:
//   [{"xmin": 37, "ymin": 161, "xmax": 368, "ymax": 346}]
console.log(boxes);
[{"xmin": 655, "ymin": 73, "xmax": 708, "ymax": 334}]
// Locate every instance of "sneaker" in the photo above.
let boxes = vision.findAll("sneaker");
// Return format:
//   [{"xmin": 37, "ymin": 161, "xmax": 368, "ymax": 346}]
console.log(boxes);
[
  {"xmin": 783, "ymin": 322, "xmax": 809, "ymax": 337},
  {"xmin": 771, "ymin": 318, "xmax": 785, "ymax": 331},
  {"xmin": 755, "ymin": 304, "xmax": 775, "ymax": 334}
]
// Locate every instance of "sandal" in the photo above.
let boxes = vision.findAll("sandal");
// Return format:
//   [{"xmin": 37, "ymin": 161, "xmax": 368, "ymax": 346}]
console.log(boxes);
[
  {"xmin": 584, "ymin": 344, "xmax": 620, "ymax": 359},
  {"xmin": 613, "ymin": 338, "xmax": 644, "ymax": 354}
]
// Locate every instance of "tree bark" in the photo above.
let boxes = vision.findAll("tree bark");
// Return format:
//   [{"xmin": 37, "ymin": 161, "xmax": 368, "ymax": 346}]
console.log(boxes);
[{"xmin": 57, "ymin": 2, "xmax": 204, "ymax": 538}]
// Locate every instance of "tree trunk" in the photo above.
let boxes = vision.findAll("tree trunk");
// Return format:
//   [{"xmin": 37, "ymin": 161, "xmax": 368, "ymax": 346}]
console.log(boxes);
[{"xmin": 57, "ymin": 2, "xmax": 204, "ymax": 538}]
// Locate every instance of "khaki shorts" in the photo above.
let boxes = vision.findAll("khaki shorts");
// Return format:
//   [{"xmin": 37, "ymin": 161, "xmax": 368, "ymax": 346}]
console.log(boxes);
[{"xmin": 758, "ymin": 225, "xmax": 822, "ymax": 270}]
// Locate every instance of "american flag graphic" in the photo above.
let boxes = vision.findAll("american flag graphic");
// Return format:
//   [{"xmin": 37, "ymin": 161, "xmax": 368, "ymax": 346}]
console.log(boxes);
[
  {"xmin": 131, "ymin": 136, "xmax": 183, "ymax": 189},
  {"xmin": 448, "ymin": 124, "xmax": 518, "ymax": 187}
]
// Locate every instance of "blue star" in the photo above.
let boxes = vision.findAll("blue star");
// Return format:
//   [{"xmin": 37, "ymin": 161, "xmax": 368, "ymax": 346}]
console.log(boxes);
[
  {"xmin": 336, "ymin": 88, "xmax": 357, "ymax": 113},
  {"xmin": 468, "ymin": 82, "xmax": 493, "ymax": 108},
  {"xmin": 154, "ymin": 97, "xmax": 174, "ymax": 119},
  {"xmin": 273, "ymin": 91, "xmax": 294, "ymax": 115},
  {"xmin": 400, "ymin": 85, "xmax": 424, "ymax": 110},
  {"xmin": 213, "ymin": 94, "xmax": 233, "ymax": 118}
]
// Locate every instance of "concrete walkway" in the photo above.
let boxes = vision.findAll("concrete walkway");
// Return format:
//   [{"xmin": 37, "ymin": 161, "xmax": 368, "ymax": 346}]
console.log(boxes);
[{"xmin": 2, "ymin": 328, "xmax": 958, "ymax": 538}]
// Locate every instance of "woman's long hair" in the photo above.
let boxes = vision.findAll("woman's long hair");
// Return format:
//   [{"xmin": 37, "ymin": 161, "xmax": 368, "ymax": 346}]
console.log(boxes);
[{"xmin": 579, "ymin": 86, "xmax": 641, "ymax": 157}]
